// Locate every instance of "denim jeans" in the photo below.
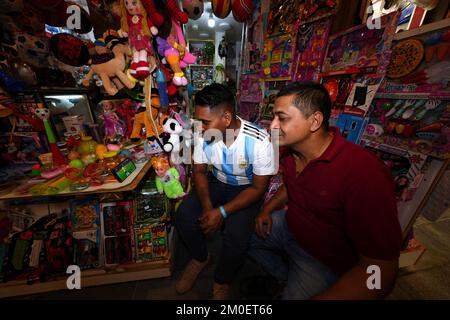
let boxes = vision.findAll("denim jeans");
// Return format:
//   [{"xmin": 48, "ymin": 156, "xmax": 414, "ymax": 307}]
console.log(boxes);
[
  {"xmin": 175, "ymin": 174, "xmax": 262, "ymax": 284},
  {"xmin": 248, "ymin": 210, "xmax": 338, "ymax": 299}
]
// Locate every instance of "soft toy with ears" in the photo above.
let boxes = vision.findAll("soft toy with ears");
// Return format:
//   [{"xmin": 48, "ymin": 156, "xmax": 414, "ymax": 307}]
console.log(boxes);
[
  {"xmin": 82, "ymin": 37, "xmax": 135, "ymax": 96},
  {"xmin": 162, "ymin": 112, "xmax": 192, "ymax": 153},
  {"xmin": 130, "ymin": 90, "xmax": 168, "ymax": 142},
  {"xmin": 162, "ymin": 116, "xmax": 183, "ymax": 153}
]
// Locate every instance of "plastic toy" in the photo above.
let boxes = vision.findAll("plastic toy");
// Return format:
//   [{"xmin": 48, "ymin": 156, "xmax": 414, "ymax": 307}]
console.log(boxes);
[
  {"xmin": 34, "ymin": 105, "xmax": 67, "ymax": 166},
  {"xmin": 151, "ymin": 156, "xmax": 185, "ymax": 199}
]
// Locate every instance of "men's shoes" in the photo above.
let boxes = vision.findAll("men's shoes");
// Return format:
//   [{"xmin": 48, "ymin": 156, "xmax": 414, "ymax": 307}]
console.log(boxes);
[
  {"xmin": 175, "ymin": 254, "xmax": 211, "ymax": 294},
  {"xmin": 213, "ymin": 282, "xmax": 231, "ymax": 300}
]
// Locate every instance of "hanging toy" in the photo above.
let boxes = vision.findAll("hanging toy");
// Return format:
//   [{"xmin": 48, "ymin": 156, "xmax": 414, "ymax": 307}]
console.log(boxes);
[
  {"xmin": 130, "ymin": 89, "xmax": 168, "ymax": 143},
  {"xmin": 82, "ymin": 36, "xmax": 136, "ymax": 96},
  {"xmin": 151, "ymin": 155, "xmax": 185, "ymax": 199},
  {"xmin": 156, "ymin": 68, "xmax": 169, "ymax": 110},
  {"xmin": 156, "ymin": 36, "xmax": 188, "ymax": 86},
  {"xmin": 212, "ymin": 0, "xmax": 232, "ymax": 19},
  {"xmin": 218, "ymin": 36, "xmax": 228, "ymax": 59},
  {"xmin": 119, "ymin": 0, "xmax": 159, "ymax": 79},
  {"xmin": 182, "ymin": 0, "xmax": 204, "ymax": 20},
  {"xmin": 34, "ymin": 105, "xmax": 67, "ymax": 166},
  {"xmin": 164, "ymin": 0, "xmax": 189, "ymax": 24}
]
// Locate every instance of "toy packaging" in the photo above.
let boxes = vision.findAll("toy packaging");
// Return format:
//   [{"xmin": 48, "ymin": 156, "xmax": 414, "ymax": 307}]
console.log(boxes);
[
  {"xmin": 336, "ymin": 114, "xmax": 368, "ymax": 144},
  {"xmin": 69, "ymin": 198, "xmax": 100, "ymax": 231},
  {"xmin": 134, "ymin": 179, "xmax": 169, "ymax": 224},
  {"xmin": 72, "ymin": 228, "xmax": 101, "ymax": 270},
  {"xmin": 380, "ymin": 26, "xmax": 450, "ymax": 95},
  {"xmin": 100, "ymin": 202, "xmax": 133, "ymax": 266},
  {"xmin": 362, "ymin": 140, "xmax": 428, "ymax": 202},
  {"xmin": 133, "ymin": 222, "xmax": 169, "ymax": 263}
]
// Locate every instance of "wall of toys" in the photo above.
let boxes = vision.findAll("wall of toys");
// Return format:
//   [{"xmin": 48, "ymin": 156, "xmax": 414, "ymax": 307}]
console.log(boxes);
[
  {"xmin": 237, "ymin": 0, "xmax": 450, "ymax": 235},
  {"xmin": 0, "ymin": 0, "xmax": 228, "ymax": 295},
  {"xmin": 0, "ymin": 0, "xmax": 449, "ymax": 296}
]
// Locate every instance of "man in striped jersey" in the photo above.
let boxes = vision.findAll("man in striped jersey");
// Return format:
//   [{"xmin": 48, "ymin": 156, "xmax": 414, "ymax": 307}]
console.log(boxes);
[{"xmin": 175, "ymin": 84, "xmax": 276, "ymax": 299}]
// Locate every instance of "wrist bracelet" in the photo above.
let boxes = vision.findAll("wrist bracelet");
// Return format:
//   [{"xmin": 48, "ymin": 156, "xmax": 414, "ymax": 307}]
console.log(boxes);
[{"xmin": 219, "ymin": 206, "xmax": 228, "ymax": 219}]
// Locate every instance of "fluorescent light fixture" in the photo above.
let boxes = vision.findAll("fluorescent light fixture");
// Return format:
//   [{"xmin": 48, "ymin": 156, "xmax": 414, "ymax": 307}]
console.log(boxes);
[{"xmin": 208, "ymin": 13, "xmax": 215, "ymax": 28}]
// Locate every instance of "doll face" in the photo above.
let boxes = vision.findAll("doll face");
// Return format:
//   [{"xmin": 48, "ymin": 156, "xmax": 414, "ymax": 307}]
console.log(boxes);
[
  {"xmin": 125, "ymin": 0, "xmax": 141, "ymax": 15},
  {"xmin": 154, "ymin": 164, "xmax": 168, "ymax": 177}
]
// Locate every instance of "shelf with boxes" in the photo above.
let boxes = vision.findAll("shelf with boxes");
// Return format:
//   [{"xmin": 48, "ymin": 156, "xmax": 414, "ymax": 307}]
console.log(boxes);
[
  {"xmin": 0, "ymin": 168, "xmax": 173, "ymax": 298},
  {"xmin": 187, "ymin": 39, "xmax": 215, "ymax": 92}
]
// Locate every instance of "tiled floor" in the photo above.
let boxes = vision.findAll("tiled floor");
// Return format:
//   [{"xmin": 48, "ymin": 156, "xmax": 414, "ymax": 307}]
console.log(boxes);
[{"xmin": 12, "ymin": 208, "xmax": 450, "ymax": 300}]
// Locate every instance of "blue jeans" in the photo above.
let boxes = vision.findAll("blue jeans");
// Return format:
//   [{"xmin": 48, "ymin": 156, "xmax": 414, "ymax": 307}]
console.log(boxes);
[{"xmin": 248, "ymin": 210, "xmax": 338, "ymax": 299}]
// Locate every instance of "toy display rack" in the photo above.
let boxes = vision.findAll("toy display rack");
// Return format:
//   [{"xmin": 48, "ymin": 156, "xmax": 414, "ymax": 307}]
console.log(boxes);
[
  {"xmin": 0, "ymin": 159, "xmax": 173, "ymax": 298},
  {"xmin": 0, "ymin": 259, "xmax": 171, "ymax": 299},
  {"xmin": 0, "ymin": 159, "xmax": 153, "ymax": 201}
]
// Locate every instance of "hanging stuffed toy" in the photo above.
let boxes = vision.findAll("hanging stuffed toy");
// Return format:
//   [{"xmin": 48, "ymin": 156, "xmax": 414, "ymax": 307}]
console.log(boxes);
[
  {"xmin": 82, "ymin": 36, "xmax": 136, "ymax": 96},
  {"xmin": 213, "ymin": 63, "xmax": 225, "ymax": 84},
  {"xmin": 218, "ymin": 36, "xmax": 228, "ymax": 59},
  {"xmin": 163, "ymin": 0, "xmax": 189, "ymax": 24},
  {"xmin": 151, "ymin": 155, "xmax": 185, "ymax": 199},
  {"xmin": 119, "ymin": 0, "xmax": 160, "ymax": 79},
  {"xmin": 131, "ymin": 89, "xmax": 168, "ymax": 143},
  {"xmin": 182, "ymin": 0, "xmax": 204, "ymax": 20},
  {"xmin": 156, "ymin": 36, "xmax": 187, "ymax": 86}
]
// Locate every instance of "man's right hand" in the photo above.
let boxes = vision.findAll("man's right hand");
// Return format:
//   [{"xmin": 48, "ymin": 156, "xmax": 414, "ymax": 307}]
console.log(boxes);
[{"xmin": 255, "ymin": 210, "xmax": 272, "ymax": 240}]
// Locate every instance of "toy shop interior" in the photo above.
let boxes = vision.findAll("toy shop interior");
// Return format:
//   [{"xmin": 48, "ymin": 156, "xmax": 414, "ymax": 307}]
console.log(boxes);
[{"xmin": 0, "ymin": 0, "xmax": 449, "ymax": 300}]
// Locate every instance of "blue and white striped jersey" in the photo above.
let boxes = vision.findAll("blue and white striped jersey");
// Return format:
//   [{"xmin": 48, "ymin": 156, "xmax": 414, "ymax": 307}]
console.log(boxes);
[{"xmin": 193, "ymin": 117, "xmax": 275, "ymax": 185}]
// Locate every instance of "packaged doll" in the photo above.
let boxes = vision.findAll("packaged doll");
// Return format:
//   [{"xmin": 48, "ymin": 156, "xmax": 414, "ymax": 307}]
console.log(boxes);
[
  {"xmin": 151, "ymin": 156, "xmax": 185, "ymax": 199},
  {"xmin": 100, "ymin": 102, "xmax": 125, "ymax": 139}
]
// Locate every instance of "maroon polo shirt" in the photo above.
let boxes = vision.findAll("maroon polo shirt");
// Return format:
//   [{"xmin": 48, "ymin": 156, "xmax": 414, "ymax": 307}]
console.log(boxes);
[{"xmin": 283, "ymin": 128, "xmax": 402, "ymax": 276}]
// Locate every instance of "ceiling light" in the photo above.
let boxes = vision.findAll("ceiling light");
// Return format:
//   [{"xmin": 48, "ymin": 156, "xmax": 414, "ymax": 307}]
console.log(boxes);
[{"xmin": 208, "ymin": 13, "xmax": 215, "ymax": 28}]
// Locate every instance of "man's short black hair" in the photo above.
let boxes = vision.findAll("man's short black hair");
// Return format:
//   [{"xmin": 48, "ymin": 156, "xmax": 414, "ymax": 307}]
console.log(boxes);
[
  {"xmin": 194, "ymin": 83, "xmax": 236, "ymax": 113},
  {"xmin": 277, "ymin": 81, "xmax": 331, "ymax": 130}
]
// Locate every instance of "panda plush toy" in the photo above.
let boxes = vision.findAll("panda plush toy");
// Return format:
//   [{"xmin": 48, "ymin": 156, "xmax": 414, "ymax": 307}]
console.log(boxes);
[{"xmin": 162, "ymin": 117, "xmax": 184, "ymax": 153}]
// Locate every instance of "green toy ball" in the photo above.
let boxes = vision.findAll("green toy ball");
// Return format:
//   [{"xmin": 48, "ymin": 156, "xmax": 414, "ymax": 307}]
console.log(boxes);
[{"xmin": 69, "ymin": 159, "xmax": 84, "ymax": 169}]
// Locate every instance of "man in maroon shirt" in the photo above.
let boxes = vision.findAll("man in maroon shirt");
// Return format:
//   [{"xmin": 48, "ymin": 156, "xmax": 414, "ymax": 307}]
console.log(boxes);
[{"xmin": 249, "ymin": 81, "xmax": 402, "ymax": 299}]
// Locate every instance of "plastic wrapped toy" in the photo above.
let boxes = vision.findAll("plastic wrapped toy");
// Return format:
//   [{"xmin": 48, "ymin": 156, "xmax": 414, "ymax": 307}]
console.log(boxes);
[
  {"xmin": 100, "ymin": 101, "xmax": 125, "ymax": 139},
  {"xmin": 151, "ymin": 156, "xmax": 185, "ymax": 199}
]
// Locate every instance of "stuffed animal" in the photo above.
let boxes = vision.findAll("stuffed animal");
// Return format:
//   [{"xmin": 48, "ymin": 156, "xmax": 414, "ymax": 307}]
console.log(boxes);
[
  {"xmin": 151, "ymin": 155, "xmax": 185, "ymax": 199},
  {"xmin": 119, "ymin": 0, "xmax": 159, "ymax": 79},
  {"xmin": 130, "ymin": 90, "xmax": 168, "ymax": 142},
  {"xmin": 82, "ymin": 37, "xmax": 135, "ymax": 96},
  {"xmin": 162, "ymin": 112, "xmax": 193, "ymax": 156},
  {"xmin": 156, "ymin": 36, "xmax": 188, "ymax": 86},
  {"xmin": 162, "ymin": 117, "xmax": 183, "ymax": 153}
]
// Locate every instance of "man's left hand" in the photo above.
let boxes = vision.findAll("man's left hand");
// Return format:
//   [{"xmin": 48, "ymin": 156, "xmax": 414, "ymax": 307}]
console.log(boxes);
[{"xmin": 199, "ymin": 208, "xmax": 223, "ymax": 234}]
